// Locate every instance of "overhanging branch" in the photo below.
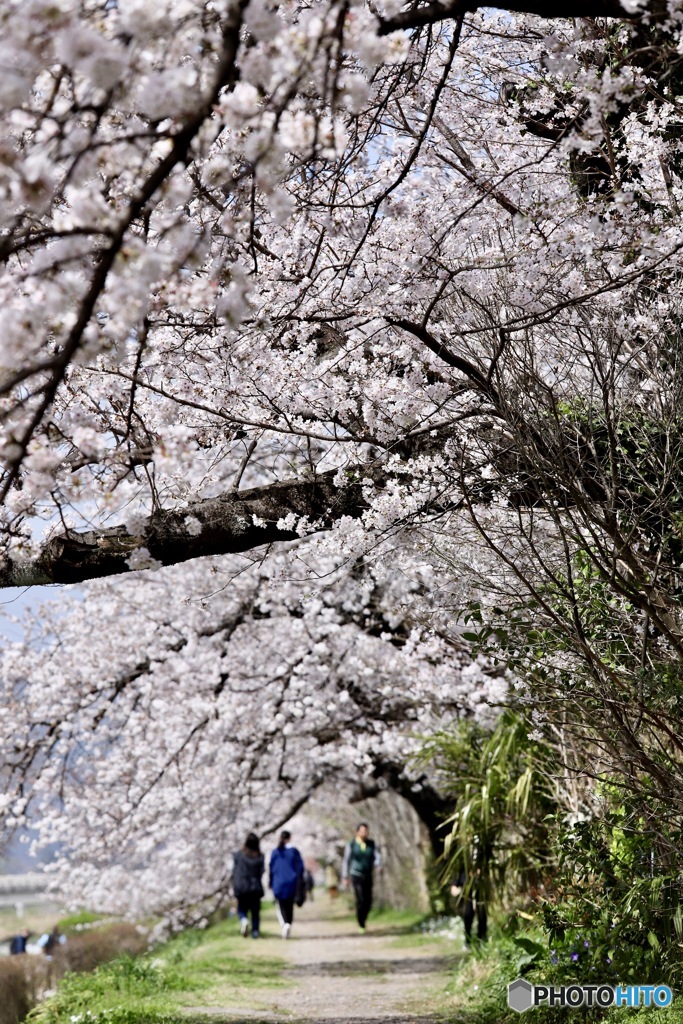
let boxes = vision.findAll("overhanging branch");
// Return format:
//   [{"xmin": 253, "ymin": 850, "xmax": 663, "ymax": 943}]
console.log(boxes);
[
  {"xmin": 0, "ymin": 467, "xmax": 382, "ymax": 589},
  {"xmin": 377, "ymin": 0, "xmax": 654, "ymax": 35}
]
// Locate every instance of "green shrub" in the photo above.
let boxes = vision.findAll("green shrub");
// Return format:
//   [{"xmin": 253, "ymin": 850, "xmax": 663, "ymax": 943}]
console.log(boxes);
[
  {"xmin": 25, "ymin": 937, "xmax": 204, "ymax": 1024},
  {"xmin": 0, "ymin": 923, "xmax": 149, "ymax": 1024},
  {"xmin": 540, "ymin": 802, "xmax": 683, "ymax": 988},
  {"xmin": 29, "ymin": 1011, "xmax": 190, "ymax": 1024}
]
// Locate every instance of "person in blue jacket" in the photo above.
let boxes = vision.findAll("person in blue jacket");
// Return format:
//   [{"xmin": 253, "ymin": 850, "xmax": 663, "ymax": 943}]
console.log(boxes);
[
  {"xmin": 269, "ymin": 830, "xmax": 304, "ymax": 939},
  {"xmin": 9, "ymin": 929, "xmax": 30, "ymax": 954}
]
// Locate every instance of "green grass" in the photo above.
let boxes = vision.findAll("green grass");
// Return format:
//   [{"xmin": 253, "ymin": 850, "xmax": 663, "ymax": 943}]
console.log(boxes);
[
  {"xmin": 442, "ymin": 927, "xmax": 522, "ymax": 1024},
  {"xmin": 389, "ymin": 922, "xmax": 460, "ymax": 950},
  {"xmin": 362, "ymin": 906, "xmax": 464, "ymax": 951},
  {"xmin": 28, "ymin": 909, "xmax": 288, "ymax": 1024},
  {"xmin": 29, "ymin": 901, "xmax": 458, "ymax": 1024}
]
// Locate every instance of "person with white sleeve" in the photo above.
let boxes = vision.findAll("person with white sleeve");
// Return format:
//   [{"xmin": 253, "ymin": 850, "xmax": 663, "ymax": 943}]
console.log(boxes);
[{"xmin": 341, "ymin": 823, "xmax": 382, "ymax": 932}]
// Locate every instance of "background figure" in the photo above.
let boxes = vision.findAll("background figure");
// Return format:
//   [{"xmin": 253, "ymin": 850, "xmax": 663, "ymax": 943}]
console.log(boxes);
[
  {"xmin": 304, "ymin": 867, "xmax": 315, "ymax": 901},
  {"xmin": 325, "ymin": 863, "xmax": 340, "ymax": 900},
  {"xmin": 451, "ymin": 870, "xmax": 487, "ymax": 944},
  {"xmin": 232, "ymin": 832, "xmax": 265, "ymax": 938},
  {"xmin": 36, "ymin": 925, "xmax": 66, "ymax": 987},
  {"xmin": 38, "ymin": 925, "xmax": 66, "ymax": 959},
  {"xmin": 9, "ymin": 929, "xmax": 30, "ymax": 954},
  {"xmin": 269, "ymin": 830, "xmax": 304, "ymax": 939},
  {"xmin": 342, "ymin": 823, "xmax": 382, "ymax": 932}
]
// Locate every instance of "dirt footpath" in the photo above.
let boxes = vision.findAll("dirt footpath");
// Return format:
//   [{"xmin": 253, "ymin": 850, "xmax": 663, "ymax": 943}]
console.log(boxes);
[{"xmin": 188, "ymin": 899, "xmax": 458, "ymax": 1022}]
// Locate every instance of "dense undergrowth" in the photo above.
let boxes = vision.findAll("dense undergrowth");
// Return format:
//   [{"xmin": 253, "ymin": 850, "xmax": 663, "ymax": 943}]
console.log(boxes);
[
  {"xmin": 447, "ymin": 917, "xmax": 683, "ymax": 1024},
  {"xmin": 11, "ymin": 902, "xmax": 425, "ymax": 1024},
  {"xmin": 421, "ymin": 708, "xmax": 683, "ymax": 994}
]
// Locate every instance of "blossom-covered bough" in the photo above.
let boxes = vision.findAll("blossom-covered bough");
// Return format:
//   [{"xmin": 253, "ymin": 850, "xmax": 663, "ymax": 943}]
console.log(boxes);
[{"xmin": 2, "ymin": 0, "xmax": 682, "ymax": 918}]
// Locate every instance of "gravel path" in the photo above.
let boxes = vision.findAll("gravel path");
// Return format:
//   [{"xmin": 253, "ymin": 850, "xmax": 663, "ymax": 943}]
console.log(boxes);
[{"xmin": 187, "ymin": 899, "xmax": 458, "ymax": 1022}]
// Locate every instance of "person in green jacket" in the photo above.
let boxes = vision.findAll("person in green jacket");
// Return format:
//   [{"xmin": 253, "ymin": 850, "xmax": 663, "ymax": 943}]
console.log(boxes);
[{"xmin": 341, "ymin": 823, "xmax": 382, "ymax": 932}]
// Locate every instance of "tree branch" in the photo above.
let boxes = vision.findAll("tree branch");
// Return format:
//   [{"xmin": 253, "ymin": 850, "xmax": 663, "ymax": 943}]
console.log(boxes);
[
  {"xmin": 0, "ymin": 467, "xmax": 382, "ymax": 588},
  {"xmin": 377, "ymin": 0, "xmax": 656, "ymax": 35},
  {"xmin": 387, "ymin": 317, "xmax": 494, "ymax": 394}
]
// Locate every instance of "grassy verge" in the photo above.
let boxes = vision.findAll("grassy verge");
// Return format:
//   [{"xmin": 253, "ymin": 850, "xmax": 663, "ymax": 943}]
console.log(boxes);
[
  {"xmin": 328, "ymin": 895, "xmax": 432, "ymax": 943},
  {"xmin": 387, "ymin": 913, "xmax": 466, "ymax": 951},
  {"xmin": 0, "ymin": 921, "xmax": 147, "ymax": 1024},
  {"xmin": 27, "ymin": 907, "xmax": 288, "ymax": 1024},
  {"xmin": 444, "ymin": 925, "xmax": 532, "ymax": 1024}
]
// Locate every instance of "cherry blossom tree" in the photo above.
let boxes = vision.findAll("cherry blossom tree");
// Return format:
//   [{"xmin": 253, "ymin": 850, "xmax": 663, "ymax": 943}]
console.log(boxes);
[
  {"xmin": 0, "ymin": 545, "xmax": 509, "ymax": 921},
  {"xmin": 2, "ymin": 0, "xmax": 683, "ymax": 917}
]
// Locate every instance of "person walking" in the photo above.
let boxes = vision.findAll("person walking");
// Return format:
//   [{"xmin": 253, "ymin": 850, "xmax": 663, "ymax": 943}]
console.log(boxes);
[
  {"xmin": 37, "ymin": 924, "xmax": 66, "ymax": 985},
  {"xmin": 342, "ymin": 822, "xmax": 382, "ymax": 932},
  {"xmin": 232, "ymin": 832, "xmax": 265, "ymax": 938},
  {"xmin": 269, "ymin": 830, "xmax": 304, "ymax": 939},
  {"xmin": 451, "ymin": 868, "xmax": 487, "ymax": 944}
]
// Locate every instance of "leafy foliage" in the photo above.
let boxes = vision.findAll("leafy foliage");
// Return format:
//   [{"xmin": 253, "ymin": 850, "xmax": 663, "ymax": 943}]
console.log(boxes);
[
  {"xmin": 421, "ymin": 711, "xmax": 558, "ymax": 905},
  {"xmin": 541, "ymin": 790, "xmax": 683, "ymax": 987}
]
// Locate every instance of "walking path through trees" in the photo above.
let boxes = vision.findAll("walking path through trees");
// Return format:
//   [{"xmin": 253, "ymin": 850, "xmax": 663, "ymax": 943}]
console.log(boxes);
[{"xmin": 184, "ymin": 900, "xmax": 460, "ymax": 1022}]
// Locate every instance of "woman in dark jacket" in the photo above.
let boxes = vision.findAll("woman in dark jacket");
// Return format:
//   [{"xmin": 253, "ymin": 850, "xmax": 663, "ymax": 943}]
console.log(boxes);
[
  {"xmin": 232, "ymin": 832, "xmax": 265, "ymax": 938},
  {"xmin": 269, "ymin": 830, "xmax": 304, "ymax": 939}
]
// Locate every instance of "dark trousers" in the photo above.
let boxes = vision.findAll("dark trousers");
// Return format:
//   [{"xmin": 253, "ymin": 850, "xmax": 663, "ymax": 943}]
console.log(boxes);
[
  {"xmin": 277, "ymin": 897, "xmax": 295, "ymax": 925},
  {"xmin": 237, "ymin": 894, "xmax": 261, "ymax": 934},
  {"xmin": 463, "ymin": 897, "xmax": 487, "ymax": 942},
  {"xmin": 352, "ymin": 874, "xmax": 373, "ymax": 928}
]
